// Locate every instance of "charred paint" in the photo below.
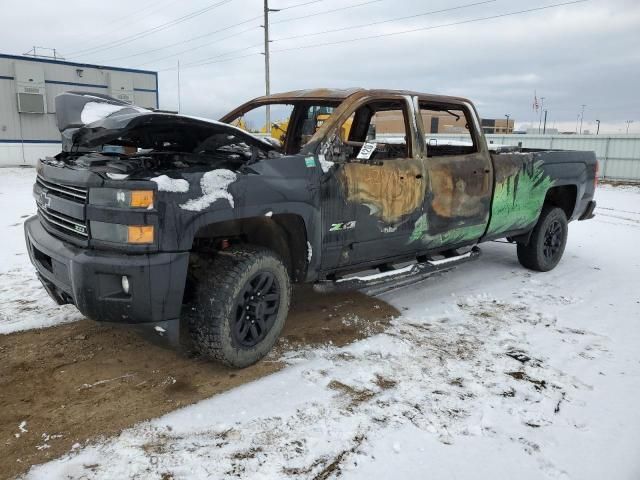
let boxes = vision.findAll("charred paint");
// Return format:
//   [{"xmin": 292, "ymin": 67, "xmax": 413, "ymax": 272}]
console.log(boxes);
[
  {"xmin": 338, "ymin": 160, "xmax": 425, "ymax": 224},
  {"xmin": 429, "ymin": 166, "xmax": 488, "ymax": 219}
]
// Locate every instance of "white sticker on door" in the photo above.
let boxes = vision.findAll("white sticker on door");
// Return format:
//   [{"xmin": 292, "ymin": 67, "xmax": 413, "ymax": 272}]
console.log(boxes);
[{"xmin": 356, "ymin": 142, "xmax": 377, "ymax": 160}]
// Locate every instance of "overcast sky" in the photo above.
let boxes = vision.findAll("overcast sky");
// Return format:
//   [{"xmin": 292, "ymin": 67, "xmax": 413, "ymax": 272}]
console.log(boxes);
[{"xmin": 3, "ymin": 0, "xmax": 640, "ymax": 133}]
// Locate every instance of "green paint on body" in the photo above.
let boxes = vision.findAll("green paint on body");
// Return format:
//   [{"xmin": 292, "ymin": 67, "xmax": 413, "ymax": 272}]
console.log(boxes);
[
  {"xmin": 487, "ymin": 159, "xmax": 554, "ymax": 236},
  {"xmin": 406, "ymin": 157, "xmax": 554, "ymax": 248},
  {"xmin": 408, "ymin": 214, "xmax": 485, "ymax": 248},
  {"xmin": 408, "ymin": 213, "xmax": 429, "ymax": 242}
]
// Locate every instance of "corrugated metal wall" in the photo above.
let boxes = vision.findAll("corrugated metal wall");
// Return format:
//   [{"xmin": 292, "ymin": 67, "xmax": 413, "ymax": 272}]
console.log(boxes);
[
  {"xmin": 429, "ymin": 134, "xmax": 640, "ymax": 181},
  {"xmin": 0, "ymin": 54, "xmax": 158, "ymax": 167}
]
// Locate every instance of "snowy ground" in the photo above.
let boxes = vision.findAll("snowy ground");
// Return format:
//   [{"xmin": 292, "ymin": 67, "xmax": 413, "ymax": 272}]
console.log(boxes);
[
  {"xmin": 0, "ymin": 168, "xmax": 83, "ymax": 334},
  {"xmin": 1, "ymin": 168, "xmax": 639, "ymax": 479}
]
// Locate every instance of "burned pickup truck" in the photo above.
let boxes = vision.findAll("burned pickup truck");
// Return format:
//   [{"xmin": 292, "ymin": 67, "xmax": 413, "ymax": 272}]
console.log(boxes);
[{"xmin": 25, "ymin": 89, "xmax": 597, "ymax": 367}]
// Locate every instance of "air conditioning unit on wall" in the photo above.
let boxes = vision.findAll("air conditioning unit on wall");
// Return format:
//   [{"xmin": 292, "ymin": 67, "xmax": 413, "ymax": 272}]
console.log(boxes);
[{"xmin": 14, "ymin": 62, "xmax": 47, "ymax": 114}]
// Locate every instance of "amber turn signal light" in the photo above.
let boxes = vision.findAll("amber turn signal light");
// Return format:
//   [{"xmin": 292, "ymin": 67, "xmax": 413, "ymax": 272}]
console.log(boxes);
[
  {"xmin": 130, "ymin": 190, "xmax": 154, "ymax": 208},
  {"xmin": 127, "ymin": 225, "xmax": 154, "ymax": 244}
]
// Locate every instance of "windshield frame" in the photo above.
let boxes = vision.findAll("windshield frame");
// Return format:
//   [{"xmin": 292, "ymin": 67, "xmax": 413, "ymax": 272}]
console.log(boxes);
[{"xmin": 220, "ymin": 99, "xmax": 344, "ymax": 155}]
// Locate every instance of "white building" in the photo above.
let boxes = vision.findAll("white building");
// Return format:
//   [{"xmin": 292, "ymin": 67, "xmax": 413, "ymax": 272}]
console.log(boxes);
[{"xmin": 0, "ymin": 53, "xmax": 158, "ymax": 166}]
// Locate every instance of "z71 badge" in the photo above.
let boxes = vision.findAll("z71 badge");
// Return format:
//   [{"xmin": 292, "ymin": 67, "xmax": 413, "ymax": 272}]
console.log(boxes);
[{"xmin": 329, "ymin": 221, "xmax": 356, "ymax": 232}]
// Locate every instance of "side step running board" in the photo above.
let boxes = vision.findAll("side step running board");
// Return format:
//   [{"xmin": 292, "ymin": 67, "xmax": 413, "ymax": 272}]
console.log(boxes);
[{"xmin": 314, "ymin": 246, "xmax": 481, "ymax": 295}]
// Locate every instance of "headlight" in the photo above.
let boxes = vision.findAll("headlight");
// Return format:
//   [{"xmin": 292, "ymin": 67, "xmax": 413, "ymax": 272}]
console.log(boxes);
[
  {"xmin": 89, "ymin": 188, "xmax": 154, "ymax": 209},
  {"xmin": 91, "ymin": 221, "xmax": 154, "ymax": 244}
]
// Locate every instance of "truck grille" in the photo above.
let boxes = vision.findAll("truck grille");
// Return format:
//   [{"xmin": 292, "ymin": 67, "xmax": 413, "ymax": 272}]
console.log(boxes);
[
  {"xmin": 36, "ymin": 175, "xmax": 87, "ymax": 202},
  {"xmin": 37, "ymin": 206, "xmax": 88, "ymax": 237},
  {"xmin": 36, "ymin": 175, "xmax": 89, "ymax": 239}
]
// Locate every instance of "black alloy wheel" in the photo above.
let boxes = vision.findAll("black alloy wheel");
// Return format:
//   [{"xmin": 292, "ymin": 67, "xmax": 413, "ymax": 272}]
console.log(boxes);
[
  {"xmin": 543, "ymin": 219, "xmax": 563, "ymax": 261},
  {"xmin": 189, "ymin": 245, "xmax": 291, "ymax": 368},
  {"xmin": 517, "ymin": 206, "xmax": 568, "ymax": 272},
  {"xmin": 233, "ymin": 272, "xmax": 280, "ymax": 347}
]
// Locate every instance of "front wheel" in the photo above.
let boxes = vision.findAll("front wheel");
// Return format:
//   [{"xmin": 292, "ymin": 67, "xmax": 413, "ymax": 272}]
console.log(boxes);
[
  {"xmin": 517, "ymin": 206, "xmax": 568, "ymax": 272},
  {"xmin": 189, "ymin": 246, "xmax": 291, "ymax": 368}
]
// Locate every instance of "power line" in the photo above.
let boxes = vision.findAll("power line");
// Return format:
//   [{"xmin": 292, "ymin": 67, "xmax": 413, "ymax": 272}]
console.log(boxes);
[
  {"xmin": 66, "ymin": 0, "xmax": 234, "ymax": 58},
  {"xmin": 167, "ymin": 0, "xmax": 496, "ymax": 69},
  {"xmin": 147, "ymin": 38, "xmax": 264, "ymax": 69},
  {"xmin": 105, "ymin": 17, "xmax": 261, "ymax": 64},
  {"xmin": 277, "ymin": 0, "xmax": 326, "ymax": 11},
  {"xmin": 272, "ymin": 1, "xmax": 589, "ymax": 53},
  {"xmin": 67, "ymin": 0, "xmax": 181, "ymax": 48},
  {"xmin": 183, "ymin": 0, "xmax": 490, "ymax": 68},
  {"xmin": 273, "ymin": 0, "xmax": 496, "ymax": 42},
  {"xmin": 135, "ymin": 0, "xmax": 382, "ymax": 69},
  {"xmin": 91, "ymin": 0, "xmax": 178, "ymax": 30},
  {"xmin": 157, "ymin": 52, "xmax": 259, "ymax": 71},
  {"xmin": 271, "ymin": 0, "xmax": 384, "ymax": 25},
  {"xmin": 160, "ymin": 0, "xmax": 588, "ymax": 72}
]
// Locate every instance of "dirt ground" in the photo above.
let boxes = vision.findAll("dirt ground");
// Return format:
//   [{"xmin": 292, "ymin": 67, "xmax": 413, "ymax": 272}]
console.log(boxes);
[{"xmin": 0, "ymin": 286, "xmax": 398, "ymax": 479}]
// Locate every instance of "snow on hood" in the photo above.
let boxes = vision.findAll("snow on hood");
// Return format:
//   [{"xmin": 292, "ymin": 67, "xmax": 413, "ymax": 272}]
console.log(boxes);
[
  {"xmin": 151, "ymin": 175, "xmax": 190, "ymax": 193},
  {"xmin": 180, "ymin": 169, "xmax": 237, "ymax": 211}
]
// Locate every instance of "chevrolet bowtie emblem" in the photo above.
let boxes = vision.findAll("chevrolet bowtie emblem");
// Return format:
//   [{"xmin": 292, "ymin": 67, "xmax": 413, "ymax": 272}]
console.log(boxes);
[{"xmin": 39, "ymin": 191, "xmax": 51, "ymax": 209}]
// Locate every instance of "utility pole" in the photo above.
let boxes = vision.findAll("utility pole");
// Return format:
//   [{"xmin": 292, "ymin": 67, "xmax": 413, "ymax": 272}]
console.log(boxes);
[
  {"xmin": 177, "ymin": 59, "xmax": 181, "ymax": 113},
  {"xmin": 596, "ymin": 119, "xmax": 600, "ymax": 135},
  {"xmin": 543, "ymin": 110, "xmax": 548, "ymax": 134},
  {"xmin": 579, "ymin": 104, "xmax": 586, "ymax": 134},
  {"xmin": 538, "ymin": 97, "xmax": 545, "ymax": 133},
  {"xmin": 626, "ymin": 120, "xmax": 634, "ymax": 134},
  {"xmin": 263, "ymin": 0, "xmax": 273, "ymax": 133},
  {"xmin": 575, "ymin": 114, "xmax": 580, "ymax": 134},
  {"xmin": 505, "ymin": 114, "xmax": 510, "ymax": 134}
]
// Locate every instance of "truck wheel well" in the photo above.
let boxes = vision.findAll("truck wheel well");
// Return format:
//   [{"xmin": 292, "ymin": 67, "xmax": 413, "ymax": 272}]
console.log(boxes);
[
  {"xmin": 191, "ymin": 214, "xmax": 308, "ymax": 283},
  {"xmin": 544, "ymin": 185, "xmax": 577, "ymax": 220},
  {"xmin": 511, "ymin": 185, "xmax": 577, "ymax": 246}
]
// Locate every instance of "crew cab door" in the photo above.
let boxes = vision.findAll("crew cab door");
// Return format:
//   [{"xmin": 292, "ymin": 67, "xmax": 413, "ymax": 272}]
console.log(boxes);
[
  {"xmin": 411, "ymin": 100, "xmax": 493, "ymax": 248},
  {"xmin": 319, "ymin": 95, "xmax": 427, "ymax": 269}
]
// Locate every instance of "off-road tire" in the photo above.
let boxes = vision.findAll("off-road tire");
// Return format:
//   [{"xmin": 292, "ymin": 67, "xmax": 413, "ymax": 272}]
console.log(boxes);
[
  {"xmin": 517, "ymin": 206, "xmax": 568, "ymax": 272},
  {"xmin": 189, "ymin": 245, "xmax": 291, "ymax": 368}
]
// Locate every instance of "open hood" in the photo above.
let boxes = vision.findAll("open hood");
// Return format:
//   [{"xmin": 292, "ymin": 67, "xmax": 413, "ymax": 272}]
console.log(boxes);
[{"xmin": 55, "ymin": 91, "xmax": 275, "ymax": 153}]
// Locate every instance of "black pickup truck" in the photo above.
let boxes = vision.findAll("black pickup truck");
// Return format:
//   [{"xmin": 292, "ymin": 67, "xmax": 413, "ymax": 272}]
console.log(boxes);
[{"xmin": 25, "ymin": 89, "xmax": 597, "ymax": 367}]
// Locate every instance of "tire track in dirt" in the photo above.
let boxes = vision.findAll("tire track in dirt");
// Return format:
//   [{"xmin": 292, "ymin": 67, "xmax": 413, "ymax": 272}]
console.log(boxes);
[{"xmin": 0, "ymin": 286, "xmax": 398, "ymax": 479}]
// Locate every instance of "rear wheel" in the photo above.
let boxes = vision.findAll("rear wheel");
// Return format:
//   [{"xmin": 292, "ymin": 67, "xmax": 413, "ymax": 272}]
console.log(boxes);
[
  {"xmin": 189, "ymin": 246, "xmax": 291, "ymax": 368},
  {"xmin": 517, "ymin": 206, "xmax": 568, "ymax": 272}
]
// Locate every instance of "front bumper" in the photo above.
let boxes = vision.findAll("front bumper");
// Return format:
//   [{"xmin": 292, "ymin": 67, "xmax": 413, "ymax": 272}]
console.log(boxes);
[{"xmin": 24, "ymin": 216, "xmax": 189, "ymax": 324}]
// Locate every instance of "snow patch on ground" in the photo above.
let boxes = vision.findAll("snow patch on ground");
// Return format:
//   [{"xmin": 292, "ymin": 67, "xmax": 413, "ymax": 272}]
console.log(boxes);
[
  {"xmin": 179, "ymin": 169, "xmax": 237, "ymax": 211},
  {"xmin": 26, "ymin": 279, "xmax": 627, "ymax": 479},
  {"xmin": 151, "ymin": 175, "xmax": 189, "ymax": 193},
  {"xmin": 0, "ymin": 168, "xmax": 83, "ymax": 334}
]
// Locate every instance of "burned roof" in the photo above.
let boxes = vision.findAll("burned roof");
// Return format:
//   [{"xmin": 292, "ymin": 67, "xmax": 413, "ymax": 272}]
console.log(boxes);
[{"xmin": 252, "ymin": 88, "xmax": 473, "ymax": 105}]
